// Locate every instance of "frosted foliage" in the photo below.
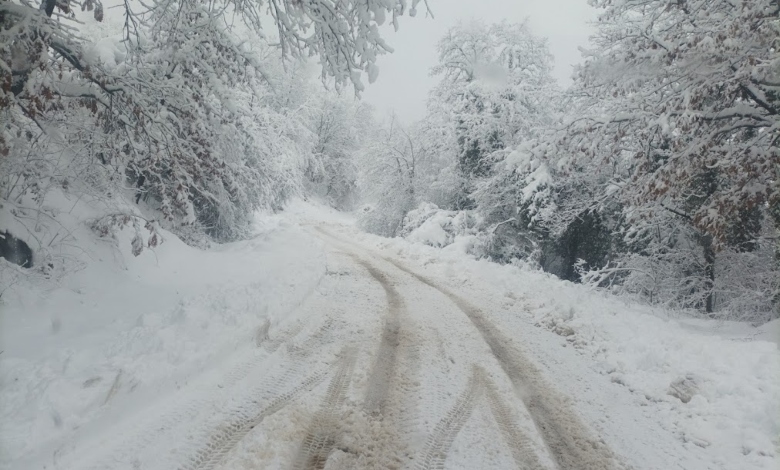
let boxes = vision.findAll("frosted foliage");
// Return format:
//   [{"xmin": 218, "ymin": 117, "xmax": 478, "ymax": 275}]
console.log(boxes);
[
  {"xmin": 373, "ymin": 12, "xmax": 779, "ymax": 321},
  {"xmin": 263, "ymin": 0, "xmax": 426, "ymax": 89},
  {"xmin": 303, "ymin": 96, "xmax": 370, "ymax": 210},
  {"xmin": 423, "ymin": 20, "xmax": 560, "ymax": 221},
  {"xmin": 356, "ymin": 116, "xmax": 419, "ymax": 236},
  {"xmin": 429, "ymin": 20, "xmax": 557, "ymax": 171},
  {"xmin": 1, "ymin": 0, "xmax": 400, "ymax": 249},
  {"xmin": 2, "ymin": 0, "xmax": 776, "ymax": 322},
  {"xmin": 576, "ymin": 0, "xmax": 779, "ymax": 245},
  {"xmin": 501, "ymin": 0, "xmax": 780, "ymax": 320}
]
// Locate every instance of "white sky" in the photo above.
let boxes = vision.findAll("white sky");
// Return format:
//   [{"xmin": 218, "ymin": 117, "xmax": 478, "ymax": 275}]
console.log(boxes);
[{"xmin": 361, "ymin": 0, "xmax": 597, "ymax": 123}]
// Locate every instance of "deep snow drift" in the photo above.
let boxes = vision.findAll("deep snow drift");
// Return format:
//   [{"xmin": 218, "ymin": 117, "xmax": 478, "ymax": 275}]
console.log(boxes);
[{"xmin": 1, "ymin": 199, "xmax": 777, "ymax": 470}]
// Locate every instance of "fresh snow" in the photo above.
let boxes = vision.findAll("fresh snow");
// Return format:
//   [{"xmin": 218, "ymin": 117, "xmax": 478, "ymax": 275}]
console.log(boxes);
[
  {"xmin": 1, "ymin": 199, "xmax": 778, "ymax": 470},
  {"xmin": 0, "ymin": 196, "xmax": 324, "ymax": 469}
]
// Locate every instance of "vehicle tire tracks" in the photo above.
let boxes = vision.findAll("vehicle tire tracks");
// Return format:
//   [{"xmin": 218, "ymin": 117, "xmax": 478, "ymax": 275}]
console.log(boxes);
[
  {"xmin": 482, "ymin": 370, "xmax": 547, "ymax": 470},
  {"xmin": 415, "ymin": 366, "xmax": 548, "ymax": 470},
  {"xmin": 288, "ymin": 243, "xmax": 419, "ymax": 469},
  {"xmin": 416, "ymin": 366, "xmax": 482, "ymax": 470},
  {"xmin": 264, "ymin": 319, "xmax": 308, "ymax": 352},
  {"xmin": 381, "ymin": 257, "xmax": 624, "ymax": 470},
  {"xmin": 286, "ymin": 317, "xmax": 339, "ymax": 359},
  {"xmin": 314, "ymin": 227, "xmax": 620, "ymax": 469},
  {"xmin": 181, "ymin": 369, "xmax": 329, "ymax": 470},
  {"xmin": 353, "ymin": 258, "xmax": 404, "ymax": 416},
  {"xmin": 292, "ymin": 348, "xmax": 358, "ymax": 470},
  {"xmin": 354, "ymin": 256, "xmax": 420, "ymax": 468},
  {"xmin": 186, "ymin": 311, "xmax": 347, "ymax": 468}
]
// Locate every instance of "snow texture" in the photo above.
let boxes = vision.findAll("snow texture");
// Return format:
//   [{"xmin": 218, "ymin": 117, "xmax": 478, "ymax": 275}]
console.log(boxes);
[{"xmin": 1, "ymin": 199, "xmax": 777, "ymax": 470}]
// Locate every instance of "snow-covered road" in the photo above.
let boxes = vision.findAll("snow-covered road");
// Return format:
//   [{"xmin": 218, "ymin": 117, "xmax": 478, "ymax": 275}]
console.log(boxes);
[
  {"xmin": 44, "ymin": 223, "xmax": 618, "ymax": 470},
  {"xmin": 295, "ymin": 226, "xmax": 619, "ymax": 470},
  {"xmin": 3, "ymin": 204, "xmax": 778, "ymax": 470}
]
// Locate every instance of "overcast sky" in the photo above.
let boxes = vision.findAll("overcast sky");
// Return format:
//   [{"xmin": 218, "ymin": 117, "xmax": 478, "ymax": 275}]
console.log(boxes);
[{"xmin": 361, "ymin": 0, "xmax": 597, "ymax": 123}]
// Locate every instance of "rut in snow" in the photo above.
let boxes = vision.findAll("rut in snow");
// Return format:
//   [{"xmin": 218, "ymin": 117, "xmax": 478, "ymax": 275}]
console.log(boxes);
[
  {"xmin": 416, "ymin": 365, "xmax": 483, "ymax": 470},
  {"xmin": 286, "ymin": 317, "xmax": 340, "ymax": 359},
  {"xmin": 292, "ymin": 347, "xmax": 358, "ymax": 470},
  {"xmin": 354, "ymin": 255, "xmax": 420, "ymax": 468},
  {"xmin": 182, "ymin": 370, "xmax": 328, "ymax": 470},
  {"xmin": 415, "ymin": 366, "xmax": 547, "ymax": 470},
  {"xmin": 482, "ymin": 369, "xmax": 547, "ymax": 470},
  {"xmin": 75, "ymin": 291, "xmax": 337, "ymax": 470},
  {"xmin": 382, "ymin": 256, "xmax": 624, "ymax": 470},
  {"xmin": 181, "ymin": 303, "xmax": 346, "ymax": 470},
  {"xmin": 261, "ymin": 318, "xmax": 308, "ymax": 352},
  {"xmin": 353, "ymin": 257, "xmax": 405, "ymax": 416}
]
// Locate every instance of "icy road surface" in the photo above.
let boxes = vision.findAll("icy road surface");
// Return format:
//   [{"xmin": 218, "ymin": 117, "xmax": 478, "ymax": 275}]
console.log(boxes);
[{"xmin": 47, "ymin": 224, "xmax": 622, "ymax": 470}]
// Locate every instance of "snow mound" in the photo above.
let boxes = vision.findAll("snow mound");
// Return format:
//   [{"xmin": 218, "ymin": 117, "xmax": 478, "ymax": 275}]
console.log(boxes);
[{"xmin": 400, "ymin": 203, "xmax": 486, "ymax": 255}]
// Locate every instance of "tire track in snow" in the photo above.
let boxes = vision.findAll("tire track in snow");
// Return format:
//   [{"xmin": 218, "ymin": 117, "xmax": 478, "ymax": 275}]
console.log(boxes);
[
  {"xmin": 353, "ymin": 257, "xmax": 404, "ymax": 416},
  {"xmin": 316, "ymin": 227, "xmax": 564, "ymax": 470},
  {"xmin": 311, "ymin": 229, "xmax": 418, "ymax": 420},
  {"xmin": 352, "ymin": 256, "xmax": 421, "ymax": 468},
  {"xmin": 184, "ymin": 313, "xmax": 347, "ymax": 469},
  {"xmin": 380, "ymin": 257, "xmax": 624, "ymax": 470},
  {"xmin": 270, "ymin": 244, "xmax": 419, "ymax": 469},
  {"xmin": 416, "ymin": 366, "xmax": 482, "ymax": 470},
  {"xmin": 182, "ymin": 369, "xmax": 328, "ymax": 470},
  {"xmin": 291, "ymin": 347, "xmax": 358, "ymax": 470},
  {"xmin": 263, "ymin": 319, "xmax": 308, "ymax": 352},
  {"xmin": 71, "ymin": 276, "xmax": 345, "ymax": 470},
  {"xmin": 482, "ymin": 370, "xmax": 548, "ymax": 470},
  {"xmin": 286, "ymin": 317, "xmax": 339, "ymax": 359},
  {"xmin": 72, "ymin": 348, "xmax": 305, "ymax": 469}
]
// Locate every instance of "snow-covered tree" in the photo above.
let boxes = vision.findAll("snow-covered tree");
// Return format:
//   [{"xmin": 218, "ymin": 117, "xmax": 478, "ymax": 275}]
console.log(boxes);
[
  {"xmin": 427, "ymin": 20, "xmax": 558, "ymax": 209},
  {"xmin": 576, "ymin": 0, "xmax": 779, "ymax": 247},
  {"xmin": 304, "ymin": 94, "xmax": 372, "ymax": 210},
  {"xmin": 1, "ymin": 0, "xmax": 427, "ymax": 250},
  {"xmin": 357, "ymin": 114, "xmax": 420, "ymax": 236},
  {"xmin": 263, "ymin": 0, "xmax": 430, "ymax": 90},
  {"xmin": 413, "ymin": 21, "xmax": 561, "ymax": 260},
  {"xmin": 544, "ymin": 0, "xmax": 780, "ymax": 318},
  {"xmin": 3, "ymin": 0, "xmax": 428, "ymax": 99}
]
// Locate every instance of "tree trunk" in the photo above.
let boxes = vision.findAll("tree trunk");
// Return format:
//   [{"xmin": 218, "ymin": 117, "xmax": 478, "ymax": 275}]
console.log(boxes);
[{"xmin": 701, "ymin": 233, "xmax": 716, "ymax": 315}]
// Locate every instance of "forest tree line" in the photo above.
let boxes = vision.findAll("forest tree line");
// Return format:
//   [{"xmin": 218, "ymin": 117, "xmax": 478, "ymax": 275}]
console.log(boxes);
[
  {"xmin": 2, "ymin": 0, "xmax": 778, "ymax": 321},
  {"xmin": 359, "ymin": 1, "xmax": 779, "ymax": 322}
]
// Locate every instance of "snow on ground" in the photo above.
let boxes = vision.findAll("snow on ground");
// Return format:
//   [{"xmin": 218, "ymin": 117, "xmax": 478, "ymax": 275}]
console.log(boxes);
[
  {"xmin": 2, "ymin": 198, "xmax": 778, "ymax": 470},
  {"xmin": 291, "ymin": 200, "xmax": 780, "ymax": 470},
  {"xmin": 0, "ymin": 196, "xmax": 325, "ymax": 469}
]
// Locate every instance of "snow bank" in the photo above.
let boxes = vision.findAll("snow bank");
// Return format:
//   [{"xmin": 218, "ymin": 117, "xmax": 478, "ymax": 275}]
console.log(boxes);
[
  {"xmin": 398, "ymin": 203, "xmax": 488, "ymax": 256},
  {"xmin": 318, "ymin": 217, "xmax": 780, "ymax": 470},
  {"xmin": 0, "ymin": 195, "xmax": 326, "ymax": 467}
]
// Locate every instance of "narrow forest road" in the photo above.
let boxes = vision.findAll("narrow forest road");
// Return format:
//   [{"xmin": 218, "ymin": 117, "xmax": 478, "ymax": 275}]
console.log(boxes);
[
  {"xmin": 56, "ymin": 222, "xmax": 627, "ymax": 470},
  {"xmin": 9, "ymin": 207, "xmax": 776, "ymax": 470}
]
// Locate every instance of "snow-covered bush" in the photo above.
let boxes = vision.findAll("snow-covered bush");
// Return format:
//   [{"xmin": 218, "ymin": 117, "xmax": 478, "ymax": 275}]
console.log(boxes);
[{"xmin": 400, "ymin": 203, "xmax": 476, "ymax": 245}]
